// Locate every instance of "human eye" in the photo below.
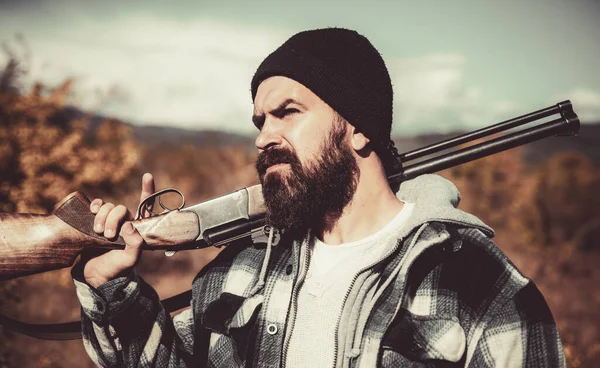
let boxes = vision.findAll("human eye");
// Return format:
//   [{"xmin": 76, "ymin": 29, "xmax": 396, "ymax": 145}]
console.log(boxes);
[{"xmin": 282, "ymin": 108, "xmax": 300, "ymax": 117}]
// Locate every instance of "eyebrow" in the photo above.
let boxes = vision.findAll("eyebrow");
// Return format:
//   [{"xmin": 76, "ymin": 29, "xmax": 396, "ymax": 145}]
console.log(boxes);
[{"xmin": 252, "ymin": 98, "xmax": 307, "ymax": 128}]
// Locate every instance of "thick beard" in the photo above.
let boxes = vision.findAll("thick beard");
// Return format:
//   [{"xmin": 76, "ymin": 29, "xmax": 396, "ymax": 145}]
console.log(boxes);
[{"xmin": 256, "ymin": 118, "xmax": 359, "ymax": 236}]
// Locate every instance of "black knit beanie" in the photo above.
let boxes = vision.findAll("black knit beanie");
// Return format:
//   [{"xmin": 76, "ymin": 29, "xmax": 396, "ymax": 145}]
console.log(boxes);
[{"xmin": 251, "ymin": 28, "xmax": 401, "ymax": 175}]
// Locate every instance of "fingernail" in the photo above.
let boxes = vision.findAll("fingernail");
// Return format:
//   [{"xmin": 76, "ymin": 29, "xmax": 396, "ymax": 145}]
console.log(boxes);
[
  {"xmin": 91, "ymin": 205, "xmax": 99, "ymax": 212},
  {"xmin": 123, "ymin": 222, "xmax": 134, "ymax": 234},
  {"xmin": 105, "ymin": 229, "xmax": 114, "ymax": 238},
  {"xmin": 94, "ymin": 223, "xmax": 102, "ymax": 232}
]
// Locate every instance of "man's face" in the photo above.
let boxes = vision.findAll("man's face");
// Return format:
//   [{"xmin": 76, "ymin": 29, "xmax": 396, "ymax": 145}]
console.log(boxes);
[{"xmin": 253, "ymin": 76, "xmax": 359, "ymax": 234}]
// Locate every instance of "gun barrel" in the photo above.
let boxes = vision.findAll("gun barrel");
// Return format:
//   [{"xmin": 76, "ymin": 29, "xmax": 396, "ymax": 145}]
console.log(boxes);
[
  {"xmin": 399, "ymin": 100, "xmax": 579, "ymax": 163},
  {"xmin": 389, "ymin": 100, "xmax": 580, "ymax": 184}
]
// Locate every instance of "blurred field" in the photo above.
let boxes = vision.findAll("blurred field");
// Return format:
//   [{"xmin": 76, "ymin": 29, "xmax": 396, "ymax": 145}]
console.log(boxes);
[{"xmin": 1, "ymin": 58, "xmax": 599, "ymax": 367}]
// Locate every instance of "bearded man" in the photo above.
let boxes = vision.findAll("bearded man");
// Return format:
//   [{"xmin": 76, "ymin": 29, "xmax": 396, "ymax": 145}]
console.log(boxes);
[{"xmin": 72, "ymin": 28, "xmax": 565, "ymax": 367}]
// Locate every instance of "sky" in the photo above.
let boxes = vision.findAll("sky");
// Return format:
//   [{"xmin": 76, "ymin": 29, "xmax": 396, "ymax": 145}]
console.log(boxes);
[{"xmin": 1, "ymin": 0, "xmax": 599, "ymax": 136}]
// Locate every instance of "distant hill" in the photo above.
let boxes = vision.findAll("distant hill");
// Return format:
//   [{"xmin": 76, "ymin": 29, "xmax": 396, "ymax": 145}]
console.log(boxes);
[
  {"xmin": 129, "ymin": 124, "xmax": 256, "ymax": 151},
  {"xmin": 67, "ymin": 107, "xmax": 257, "ymax": 151}
]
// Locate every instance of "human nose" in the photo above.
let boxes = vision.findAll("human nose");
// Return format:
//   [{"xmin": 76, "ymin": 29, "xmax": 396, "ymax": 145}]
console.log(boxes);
[{"xmin": 255, "ymin": 117, "xmax": 283, "ymax": 151}]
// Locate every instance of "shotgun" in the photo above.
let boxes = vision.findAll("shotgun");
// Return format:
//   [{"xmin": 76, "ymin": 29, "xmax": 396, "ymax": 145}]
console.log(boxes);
[{"xmin": 0, "ymin": 101, "xmax": 580, "ymax": 282}]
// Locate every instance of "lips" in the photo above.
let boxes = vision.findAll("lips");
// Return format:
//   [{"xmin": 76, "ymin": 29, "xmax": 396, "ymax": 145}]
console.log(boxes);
[{"xmin": 266, "ymin": 163, "xmax": 289, "ymax": 174}]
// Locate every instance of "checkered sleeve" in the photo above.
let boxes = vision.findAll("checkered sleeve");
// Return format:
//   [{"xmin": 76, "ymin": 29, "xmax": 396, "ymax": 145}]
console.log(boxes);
[
  {"xmin": 72, "ymin": 262, "xmax": 195, "ymax": 368},
  {"xmin": 466, "ymin": 282, "xmax": 566, "ymax": 368}
]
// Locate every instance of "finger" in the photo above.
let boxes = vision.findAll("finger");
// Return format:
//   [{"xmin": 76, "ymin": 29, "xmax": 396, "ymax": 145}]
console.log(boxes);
[
  {"xmin": 120, "ymin": 222, "xmax": 144, "ymax": 266},
  {"xmin": 140, "ymin": 173, "xmax": 156, "ymax": 217},
  {"xmin": 94, "ymin": 203, "xmax": 115, "ymax": 234},
  {"xmin": 140, "ymin": 173, "xmax": 156, "ymax": 202},
  {"xmin": 90, "ymin": 198, "xmax": 104, "ymax": 214},
  {"xmin": 104, "ymin": 205, "xmax": 131, "ymax": 239}
]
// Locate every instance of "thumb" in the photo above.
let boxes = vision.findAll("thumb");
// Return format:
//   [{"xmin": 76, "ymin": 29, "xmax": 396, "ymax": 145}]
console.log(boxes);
[
  {"xmin": 120, "ymin": 221, "xmax": 144, "ymax": 267},
  {"xmin": 140, "ymin": 173, "xmax": 156, "ymax": 217},
  {"xmin": 140, "ymin": 172, "xmax": 156, "ymax": 201}
]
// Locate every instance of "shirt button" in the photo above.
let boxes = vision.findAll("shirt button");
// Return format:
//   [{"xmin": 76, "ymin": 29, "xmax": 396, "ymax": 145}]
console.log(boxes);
[
  {"xmin": 267, "ymin": 324, "xmax": 278, "ymax": 335},
  {"xmin": 315, "ymin": 281, "xmax": 323, "ymax": 288},
  {"xmin": 306, "ymin": 271, "xmax": 312, "ymax": 279},
  {"xmin": 285, "ymin": 264, "xmax": 293, "ymax": 275}
]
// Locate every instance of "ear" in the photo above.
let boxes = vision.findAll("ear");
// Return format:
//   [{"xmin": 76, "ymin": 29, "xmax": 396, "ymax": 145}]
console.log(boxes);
[{"xmin": 350, "ymin": 125, "xmax": 370, "ymax": 151}]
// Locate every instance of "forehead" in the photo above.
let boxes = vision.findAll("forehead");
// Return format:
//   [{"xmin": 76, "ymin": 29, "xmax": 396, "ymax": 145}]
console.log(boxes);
[{"xmin": 253, "ymin": 76, "xmax": 321, "ymax": 113}]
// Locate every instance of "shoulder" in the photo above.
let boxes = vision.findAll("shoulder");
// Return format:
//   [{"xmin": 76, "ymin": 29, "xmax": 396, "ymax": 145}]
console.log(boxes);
[
  {"xmin": 448, "ymin": 226, "xmax": 531, "ymax": 309},
  {"xmin": 455, "ymin": 229, "xmax": 555, "ymax": 323},
  {"xmin": 453, "ymin": 226, "xmax": 530, "ymax": 302},
  {"xmin": 405, "ymin": 224, "xmax": 532, "ymax": 319}
]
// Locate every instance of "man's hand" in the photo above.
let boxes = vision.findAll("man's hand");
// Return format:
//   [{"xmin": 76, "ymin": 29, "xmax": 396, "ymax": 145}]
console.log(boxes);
[{"xmin": 83, "ymin": 173, "xmax": 155, "ymax": 288}]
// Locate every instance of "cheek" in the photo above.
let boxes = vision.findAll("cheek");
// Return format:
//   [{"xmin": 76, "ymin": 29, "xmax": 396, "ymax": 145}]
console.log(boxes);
[
  {"xmin": 285, "ymin": 108, "xmax": 336, "ymax": 165},
  {"xmin": 293, "ymin": 135, "xmax": 325, "ymax": 169}
]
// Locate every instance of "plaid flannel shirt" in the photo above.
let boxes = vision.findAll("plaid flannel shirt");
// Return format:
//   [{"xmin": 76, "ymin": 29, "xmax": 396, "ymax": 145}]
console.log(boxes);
[
  {"xmin": 72, "ymin": 222, "xmax": 564, "ymax": 367},
  {"xmin": 72, "ymin": 175, "xmax": 565, "ymax": 367}
]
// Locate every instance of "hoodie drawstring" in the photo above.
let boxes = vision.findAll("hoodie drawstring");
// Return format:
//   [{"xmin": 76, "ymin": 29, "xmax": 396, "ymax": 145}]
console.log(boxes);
[{"xmin": 250, "ymin": 227, "xmax": 275, "ymax": 295}]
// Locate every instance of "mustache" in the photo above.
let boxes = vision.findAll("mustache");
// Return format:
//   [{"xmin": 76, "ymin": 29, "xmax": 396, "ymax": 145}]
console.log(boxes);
[{"xmin": 256, "ymin": 148, "xmax": 301, "ymax": 177}]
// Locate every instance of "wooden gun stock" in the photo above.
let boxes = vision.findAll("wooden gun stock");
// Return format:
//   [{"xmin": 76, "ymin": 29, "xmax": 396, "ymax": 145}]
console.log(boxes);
[{"xmin": 0, "ymin": 192, "xmax": 201, "ymax": 281}]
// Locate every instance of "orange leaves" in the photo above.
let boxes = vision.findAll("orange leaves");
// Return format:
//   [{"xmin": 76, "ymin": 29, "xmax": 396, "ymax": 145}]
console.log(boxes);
[
  {"xmin": 0, "ymin": 74, "xmax": 140, "ymax": 214},
  {"xmin": 535, "ymin": 152, "xmax": 600, "ymax": 249},
  {"xmin": 442, "ymin": 144, "xmax": 600, "ymax": 250},
  {"xmin": 442, "ymin": 145, "xmax": 526, "ymax": 228}
]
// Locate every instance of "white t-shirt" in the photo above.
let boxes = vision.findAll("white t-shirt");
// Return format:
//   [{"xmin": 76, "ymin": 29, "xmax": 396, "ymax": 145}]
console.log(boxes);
[{"xmin": 285, "ymin": 201, "xmax": 415, "ymax": 368}]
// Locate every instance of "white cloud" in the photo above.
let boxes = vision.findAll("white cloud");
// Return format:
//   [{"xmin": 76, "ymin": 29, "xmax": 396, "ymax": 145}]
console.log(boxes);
[
  {"xmin": 550, "ymin": 89, "xmax": 600, "ymax": 123},
  {"xmin": 1, "ymin": 17, "xmax": 289, "ymax": 133},
  {"xmin": 3, "ymin": 21, "xmax": 524, "ymax": 136},
  {"xmin": 5, "ymin": 19, "xmax": 594, "ymax": 138},
  {"xmin": 388, "ymin": 54, "xmax": 523, "ymax": 135}
]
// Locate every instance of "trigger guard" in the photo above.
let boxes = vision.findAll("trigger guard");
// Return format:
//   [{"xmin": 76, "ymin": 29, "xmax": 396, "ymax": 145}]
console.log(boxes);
[{"xmin": 136, "ymin": 188, "xmax": 185, "ymax": 219}]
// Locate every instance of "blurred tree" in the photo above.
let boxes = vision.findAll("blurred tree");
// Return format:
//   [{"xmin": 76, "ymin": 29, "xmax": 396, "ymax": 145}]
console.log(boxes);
[
  {"xmin": 442, "ymin": 142, "xmax": 600, "ymax": 251},
  {"xmin": 441, "ymin": 142, "xmax": 526, "ymax": 230},
  {"xmin": 533, "ymin": 152, "xmax": 600, "ymax": 250},
  {"xmin": 0, "ymin": 79, "xmax": 139, "ymax": 213}
]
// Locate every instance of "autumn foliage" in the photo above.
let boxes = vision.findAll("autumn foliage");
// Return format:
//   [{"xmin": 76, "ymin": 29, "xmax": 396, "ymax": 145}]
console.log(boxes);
[{"xmin": 442, "ymin": 145, "xmax": 600, "ymax": 252}]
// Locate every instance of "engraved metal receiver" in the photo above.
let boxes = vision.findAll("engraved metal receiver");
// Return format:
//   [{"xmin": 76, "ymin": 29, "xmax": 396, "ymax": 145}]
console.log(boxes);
[{"xmin": 131, "ymin": 184, "xmax": 277, "ymax": 257}]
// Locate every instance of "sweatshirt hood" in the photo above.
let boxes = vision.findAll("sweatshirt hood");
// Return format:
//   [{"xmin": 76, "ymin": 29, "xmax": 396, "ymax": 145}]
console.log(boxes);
[{"xmin": 395, "ymin": 174, "xmax": 494, "ymax": 238}]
